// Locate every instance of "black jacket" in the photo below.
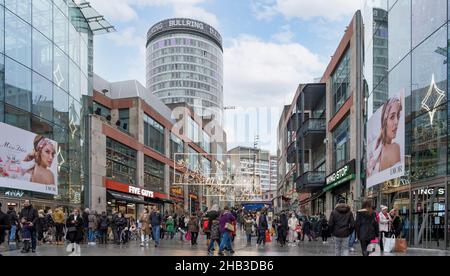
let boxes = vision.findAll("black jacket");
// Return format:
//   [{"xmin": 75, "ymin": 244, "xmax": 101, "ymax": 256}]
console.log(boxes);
[
  {"xmin": 66, "ymin": 215, "xmax": 84, "ymax": 243},
  {"xmin": 7, "ymin": 210, "xmax": 19, "ymax": 226},
  {"xmin": 279, "ymin": 214, "xmax": 289, "ymax": 234},
  {"xmin": 98, "ymin": 215, "xmax": 110, "ymax": 230},
  {"xmin": 0, "ymin": 210, "xmax": 11, "ymax": 245},
  {"xmin": 206, "ymin": 210, "xmax": 220, "ymax": 230},
  {"xmin": 329, "ymin": 204, "xmax": 355, "ymax": 238},
  {"xmin": 19, "ymin": 205, "xmax": 38, "ymax": 229},
  {"xmin": 355, "ymin": 209, "xmax": 379, "ymax": 242}
]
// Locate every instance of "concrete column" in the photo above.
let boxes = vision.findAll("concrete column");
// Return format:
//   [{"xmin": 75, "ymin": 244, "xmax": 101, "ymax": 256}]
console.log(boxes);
[{"xmin": 89, "ymin": 116, "xmax": 107, "ymax": 213}]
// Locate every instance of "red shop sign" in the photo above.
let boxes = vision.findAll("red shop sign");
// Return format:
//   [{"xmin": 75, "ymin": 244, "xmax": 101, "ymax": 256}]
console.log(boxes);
[{"xmin": 105, "ymin": 179, "xmax": 169, "ymax": 199}]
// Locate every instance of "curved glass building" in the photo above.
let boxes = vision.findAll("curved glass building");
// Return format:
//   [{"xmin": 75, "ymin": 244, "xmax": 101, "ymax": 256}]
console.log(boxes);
[
  {"xmin": 0, "ymin": 0, "xmax": 114, "ymax": 209},
  {"xmin": 146, "ymin": 18, "xmax": 223, "ymax": 121}
]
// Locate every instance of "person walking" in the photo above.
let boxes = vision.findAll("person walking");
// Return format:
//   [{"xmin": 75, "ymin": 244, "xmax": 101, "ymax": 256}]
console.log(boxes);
[
  {"xmin": 301, "ymin": 217, "xmax": 313, "ymax": 242},
  {"xmin": 205, "ymin": 204, "xmax": 220, "ymax": 246},
  {"xmin": 208, "ymin": 219, "xmax": 221, "ymax": 254},
  {"xmin": 111, "ymin": 211, "xmax": 119, "ymax": 244},
  {"xmin": 97, "ymin": 211, "xmax": 109, "ymax": 245},
  {"xmin": 379, "ymin": 206, "xmax": 392, "ymax": 252},
  {"xmin": 287, "ymin": 212, "xmax": 298, "ymax": 246},
  {"xmin": 355, "ymin": 200, "xmax": 379, "ymax": 256},
  {"xmin": 52, "ymin": 207, "xmax": 66, "ymax": 245},
  {"xmin": 7, "ymin": 205, "xmax": 19, "ymax": 245},
  {"xmin": 82, "ymin": 208, "xmax": 90, "ymax": 244},
  {"xmin": 115, "ymin": 212, "xmax": 127, "ymax": 244},
  {"xmin": 44, "ymin": 209, "xmax": 54, "ymax": 244},
  {"xmin": 19, "ymin": 200, "xmax": 38, "ymax": 253},
  {"xmin": 328, "ymin": 199, "xmax": 355, "ymax": 256},
  {"xmin": 88, "ymin": 211, "xmax": 98, "ymax": 245},
  {"xmin": 66, "ymin": 209, "xmax": 84, "ymax": 253},
  {"xmin": 244, "ymin": 214, "xmax": 254, "ymax": 245},
  {"xmin": 320, "ymin": 215, "xmax": 329, "ymax": 244},
  {"xmin": 390, "ymin": 209, "xmax": 403, "ymax": 238},
  {"xmin": 178, "ymin": 214, "xmax": 185, "ymax": 241},
  {"xmin": 139, "ymin": 209, "xmax": 150, "ymax": 247},
  {"xmin": 256, "ymin": 210, "xmax": 269, "ymax": 248},
  {"xmin": 218, "ymin": 206, "xmax": 236, "ymax": 256},
  {"xmin": 166, "ymin": 216, "xmax": 175, "ymax": 240},
  {"xmin": 35, "ymin": 209, "xmax": 47, "ymax": 245},
  {"xmin": 150, "ymin": 208, "xmax": 163, "ymax": 247},
  {"xmin": 0, "ymin": 202, "xmax": 11, "ymax": 256},
  {"xmin": 188, "ymin": 213, "xmax": 200, "ymax": 246}
]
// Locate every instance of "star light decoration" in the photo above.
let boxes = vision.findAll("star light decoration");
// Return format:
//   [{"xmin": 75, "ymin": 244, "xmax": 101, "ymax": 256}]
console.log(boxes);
[
  {"xmin": 57, "ymin": 146, "xmax": 65, "ymax": 173},
  {"xmin": 421, "ymin": 74, "xmax": 446, "ymax": 125}
]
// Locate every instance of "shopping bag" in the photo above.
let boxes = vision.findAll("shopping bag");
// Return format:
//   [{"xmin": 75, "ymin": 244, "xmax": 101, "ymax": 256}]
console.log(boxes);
[
  {"xmin": 383, "ymin": 234, "xmax": 396, "ymax": 253},
  {"xmin": 185, "ymin": 232, "xmax": 191, "ymax": 241},
  {"xmin": 394, "ymin": 238, "xmax": 407, "ymax": 253},
  {"xmin": 265, "ymin": 230, "xmax": 271, "ymax": 243}
]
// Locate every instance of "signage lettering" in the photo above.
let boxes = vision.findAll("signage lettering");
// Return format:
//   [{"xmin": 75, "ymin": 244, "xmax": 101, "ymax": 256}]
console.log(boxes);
[
  {"xmin": 4, "ymin": 190, "xmax": 25, "ymax": 198},
  {"xmin": 128, "ymin": 186, "xmax": 154, "ymax": 198},
  {"xmin": 325, "ymin": 160, "xmax": 356, "ymax": 189}
]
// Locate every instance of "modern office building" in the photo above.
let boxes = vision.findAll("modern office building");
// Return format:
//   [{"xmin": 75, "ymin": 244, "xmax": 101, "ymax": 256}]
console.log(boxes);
[
  {"xmin": 146, "ymin": 18, "xmax": 224, "ymax": 122},
  {"xmin": 364, "ymin": 0, "xmax": 450, "ymax": 250},
  {"xmin": 89, "ymin": 74, "xmax": 226, "ymax": 216},
  {"xmin": 0, "ymin": 0, "xmax": 114, "ymax": 211}
]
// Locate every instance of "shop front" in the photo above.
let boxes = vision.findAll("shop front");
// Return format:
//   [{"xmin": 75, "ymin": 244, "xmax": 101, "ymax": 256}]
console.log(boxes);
[
  {"xmin": 105, "ymin": 179, "xmax": 171, "ymax": 219},
  {"xmin": 325, "ymin": 160, "xmax": 356, "ymax": 208},
  {"xmin": 170, "ymin": 186, "xmax": 185, "ymax": 215},
  {"xmin": 189, "ymin": 193, "xmax": 199, "ymax": 214}
]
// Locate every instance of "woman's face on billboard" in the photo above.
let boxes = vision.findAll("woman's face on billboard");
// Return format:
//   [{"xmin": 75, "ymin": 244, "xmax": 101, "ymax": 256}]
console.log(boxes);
[
  {"xmin": 40, "ymin": 143, "xmax": 55, "ymax": 168},
  {"xmin": 386, "ymin": 102, "xmax": 401, "ymax": 142}
]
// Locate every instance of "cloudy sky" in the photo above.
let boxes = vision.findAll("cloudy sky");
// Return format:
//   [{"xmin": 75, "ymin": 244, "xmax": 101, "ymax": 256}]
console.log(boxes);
[{"xmin": 91, "ymin": 0, "xmax": 361, "ymax": 154}]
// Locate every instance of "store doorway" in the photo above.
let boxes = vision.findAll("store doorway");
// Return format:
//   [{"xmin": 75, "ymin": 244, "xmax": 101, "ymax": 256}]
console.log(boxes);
[{"xmin": 411, "ymin": 185, "xmax": 446, "ymax": 250}]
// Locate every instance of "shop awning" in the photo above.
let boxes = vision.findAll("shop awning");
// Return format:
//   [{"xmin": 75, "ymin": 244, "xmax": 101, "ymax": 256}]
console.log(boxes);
[
  {"xmin": 145, "ymin": 197, "xmax": 174, "ymax": 205},
  {"xmin": 107, "ymin": 191, "xmax": 147, "ymax": 205}
]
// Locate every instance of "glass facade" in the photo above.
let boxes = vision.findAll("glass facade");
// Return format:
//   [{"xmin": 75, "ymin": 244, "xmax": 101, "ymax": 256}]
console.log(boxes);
[
  {"xmin": 170, "ymin": 132, "xmax": 183, "ymax": 161},
  {"xmin": 365, "ymin": 0, "xmax": 450, "ymax": 250},
  {"xmin": 106, "ymin": 138, "xmax": 137, "ymax": 185},
  {"xmin": 144, "ymin": 155, "xmax": 165, "ymax": 193},
  {"xmin": 332, "ymin": 49, "xmax": 350, "ymax": 114},
  {"xmin": 146, "ymin": 22, "xmax": 224, "ymax": 120},
  {"xmin": 0, "ymin": 0, "xmax": 93, "ymax": 206},
  {"xmin": 333, "ymin": 116, "xmax": 350, "ymax": 171}
]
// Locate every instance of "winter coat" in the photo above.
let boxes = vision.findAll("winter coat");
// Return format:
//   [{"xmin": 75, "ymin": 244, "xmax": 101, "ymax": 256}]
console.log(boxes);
[
  {"xmin": 210, "ymin": 220, "xmax": 221, "ymax": 240},
  {"xmin": 219, "ymin": 211, "xmax": 236, "ymax": 233},
  {"xmin": 150, "ymin": 212, "xmax": 162, "ymax": 226},
  {"xmin": 288, "ymin": 217, "xmax": 299, "ymax": 231},
  {"xmin": 35, "ymin": 214, "xmax": 48, "ymax": 234},
  {"xmin": 66, "ymin": 214, "xmax": 84, "ymax": 243},
  {"xmin": 206, "ymin": 210, "xmax": 220, "ymax": 231},
  {"xmin": 140, "ymin": 213, "xmax": 151, "ymax": 235},
  {"xmin": 88, "ymin": 214, "xmax": 98, "ymax": 230},
  {"xmin": 279, "ymin": 214, "xmax": 289, "ymax": 236},
  {"xmin": 328, "ymin": 204, "xmax": 355, "ymax": 238},
  {"xmin": 355, "ymin": 209, "xmax": 379, "ymax": 242},
  {"xmin": 52, "ymin": 209, "xmax": 65, "ymax": 224},
  {"xmin": 302, "ymin": 220, "xmax": 311, "ymax": 234},
  {"xmin": 0, "ymin": 210, "xmax": 11, "ymax": 245},
  {"xmin": 392, "ymin": 216, "xmax": 403, "ymax": 237},
  {"xmin": 166, "ymin": 218, "xmax": 175, "ymax": 233},
  {"xmin": 320, "ymin": 218, "xmax": 329, "ymax": 235},
  {"xmin": 379, "ymin": 212, "xmax": 391, "ymax": 232},
  {"xmin": 82, "ymin": 212, "xmax": 89, "ymax": 228},
  {"xmin": 244, "ymin": 218, "xmax": 254, "ymax": 235},
  {"xmin": 19, "ymin": 205, "xmax": 38, "ymax": 230},
  {"xmin": 7, "ymin": 210, "xmax": 19, "ymax": 226},
  {"xmin": 257, "ymin": 214, "xmax": 269, "ymax": 232},
  {"xmin": 98, "ymin": 215, "xmax": 110, "ymax": 231},
  {"xmin": 188, "ymin": 216, "xmax": 200, "ymax": 233}
]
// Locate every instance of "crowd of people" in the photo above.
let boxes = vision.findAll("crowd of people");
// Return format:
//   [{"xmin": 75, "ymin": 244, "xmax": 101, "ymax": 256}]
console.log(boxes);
[{"xmin": 0, "ymin": 199, "xmax": 405, "ymax": 256}]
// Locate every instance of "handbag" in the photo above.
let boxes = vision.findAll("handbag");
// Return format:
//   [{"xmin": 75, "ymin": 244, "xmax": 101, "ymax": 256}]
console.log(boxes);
[
  {"xmin": 383, "ymin": 234, "xmax": 396, "ymax": 253},
  {"xmin": 185, "ymin": 231, "xmax": 191, "ymax": 241},
  {"xmin": 394, "ymin": 238, "xmax": 408, "ymax": 253},
  {"xmin": 225, "ymin": 222, "xmax": 235, "ymax": 232}
]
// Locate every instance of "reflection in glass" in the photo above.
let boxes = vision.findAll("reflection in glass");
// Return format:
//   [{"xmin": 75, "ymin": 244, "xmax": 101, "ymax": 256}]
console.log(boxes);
[
  {"xmin": 5, "ymin": 0, "xmax": 31, "ymax": 23},
  {"xmin": 5, "ymin": 10, "xmax": 32, "ymax": 67},
  {"xmin": 5, "ymin": 57, "xmax": 32, "ymax": 112},
  {"xmin": 33, "ymin": 30, "xmax": 53, "ymax": 81},
  {"xmin": 54, "ymin": 45, "xmax": 69, "ymax": 91},
  {"xmin": 388, "ymin": 0, "xmax": 411, "ymax": 70},
  {"xmin": 53, "ymin": 85, "xmax": 68, "ymax": 127},
  {"xmin": 4, "ymin": 104, "xmax": 31, "ymax": 131},
  {"xmin": 412, "ymin": 0, "xmax": 447, "ymax": 48},
  {"xmin": 32, "ymin": 72, "xmax": 53, "ymax": 122},
  {"xmin": 32, "ymin": 0, "xmax": 52, "ymax": 40}
]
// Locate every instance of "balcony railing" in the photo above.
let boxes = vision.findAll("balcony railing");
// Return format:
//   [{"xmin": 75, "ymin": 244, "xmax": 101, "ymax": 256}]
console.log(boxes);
[
  {"xmin": 296, "ymin": 171, "xmax": 325, "ymax": 192},
  {"xmin": 298, "ymin": 118, "xmax": 326, "ymax": 135}
]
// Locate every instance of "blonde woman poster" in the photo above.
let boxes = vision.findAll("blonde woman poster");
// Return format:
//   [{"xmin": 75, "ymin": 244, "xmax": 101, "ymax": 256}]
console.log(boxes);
[
  {"xmin": 366, "ymin": 92, "xmax": 405, "ymax": 188},
  {"xmin": 0, "ymin": 123, "xmax": 58, "ymax": 195}
]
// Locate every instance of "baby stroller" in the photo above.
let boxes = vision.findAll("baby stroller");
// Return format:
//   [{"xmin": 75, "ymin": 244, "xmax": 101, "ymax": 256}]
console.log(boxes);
[{"xmin": 367, "ymin": 238, "xmax": 381, "ymax": 256}]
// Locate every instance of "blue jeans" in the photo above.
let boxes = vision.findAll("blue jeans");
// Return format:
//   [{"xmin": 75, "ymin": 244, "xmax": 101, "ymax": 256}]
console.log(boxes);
[
  {"xmin": 348, "ymin": 231, "xmax": 356, "ymax": 248},
  {"xmin": 152, "ymin": 225, "xmax": 161, "ymax": 246},
  {"xmin": 9, "ymin": 225, "xmax": 17, "ymax": 242},
  {"xmin": 208, "ymin": 239, "xmax": 220, "ymax": 251},
  {"xmin": 335, "ymin": 237, "xmax": 350, "ymax": 256},
  {"xmin": 219, "ymin": 231, "xmax": 232, "ymax": 253},
  {"xmin": 88, "ymin": 229, "xmax": 95, "ymax": 242},
  {"xmin": 247, "ymin": 233, "xmax": 252, "ymax": 244}
]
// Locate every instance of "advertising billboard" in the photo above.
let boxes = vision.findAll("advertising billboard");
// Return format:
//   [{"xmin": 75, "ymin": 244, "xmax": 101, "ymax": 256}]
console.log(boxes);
[
  {"xmin": 0, "ymin": 123, "xmax": 58, "ymax": 195},
  {"xmin": 366, "ymin": 92, "xmax": 405, "ymax": 188}
]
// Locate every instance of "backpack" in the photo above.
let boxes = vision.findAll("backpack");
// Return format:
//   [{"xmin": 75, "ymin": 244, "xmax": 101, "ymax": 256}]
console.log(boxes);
[{"xmin": 203, "ymin": 220, "xmax": 209, "ymax": 231}]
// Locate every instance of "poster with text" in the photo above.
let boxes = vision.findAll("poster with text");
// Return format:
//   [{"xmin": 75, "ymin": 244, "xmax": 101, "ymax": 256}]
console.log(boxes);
[
  {"xmin": 0, "ymin": 123, "xmax": 58, "ymax": 195},
  {"xmin": 366, "ymin": 91, "xmax": 405, "ymax": 188}
]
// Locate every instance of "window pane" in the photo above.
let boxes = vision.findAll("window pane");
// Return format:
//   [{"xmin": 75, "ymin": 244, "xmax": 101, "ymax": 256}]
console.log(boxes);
[
  {"xmin": 54, "ymin": 85, "xmax": 68, "ymax": 127},
  {"xmin": 388, "ymin": 0, "xmax": 411, "ymax": 69},
  {"xmin": 4, "ymin": 57, "xmax": 31, "ymax": 111},
  {"xmin": 5, "ymin": 9, "xmax": 32, "ymax": 67},
  {"xmin": 53, "ymin": 0, "xmax": 68, "ymax": 17},
  {"xmin": 0, "ymin": 54, "xmax": 4, "ymax": 101},
  {"xmin": 0, "ymin": 102, "xmax": 4, "ymax": 122},
  {"xmin": 0, "ymin": 7, "xmax": 4, "ymax": 54},
  {"xmin": 68, "ymin": 24, "xmax": 80, "ymax": 65},
  {"xmin": 411, "ymin": 26, "xmax": 447, "ymax": 118},
  {"xmin": 5, "ymin": 0, "xmax": 31, "ymax": 24},
  {"xmin": 33, "ymin": 29, "xmax": 53, "ymax": 81},
  {"xmin": 54, "ymin": 45, "xmax": 69, "ymax": 92},
  {"xmin": 53, "ymin": 6, "xmax": 68, "ymax": 54},
  {"xmin": 412, "ymin": 0, "xmax": 447, "ymax": 48},
  {"xmin": 69, "ymin": 60, "xmax": 80, "ymax": 102},
  {"xmin": 32, "ymin": 72, "xmax": 53, "ymax": 121},
  {"xmin": 4, "ymin": 103, "xmax": 30, "ymax": 130},
  {"xmin": 32, "ymin": 0, "xmax": 52, "ymax": 40}
]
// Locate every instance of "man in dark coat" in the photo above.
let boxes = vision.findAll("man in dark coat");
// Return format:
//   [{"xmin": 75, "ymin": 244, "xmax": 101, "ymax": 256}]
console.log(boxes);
[
  {"xmin": 150, "ymin": 208, "xmax": 163, "ymax": 247},
  {"xmin": 0, "ymin": 202, "xmax": 11, "ymax": 256},
  {"xmin": 19, "ymin": 200, "xmax": 38, "ymax": 253},
  {"xmin": 329, "ymin": 199, "xmax": 355, "ymax": 256}
]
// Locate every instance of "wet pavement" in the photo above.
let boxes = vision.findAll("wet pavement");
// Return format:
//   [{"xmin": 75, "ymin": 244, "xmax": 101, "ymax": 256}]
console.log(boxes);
[{"xmin": 1, "ymin": 233, "xmax": 449, "ymax": 256}]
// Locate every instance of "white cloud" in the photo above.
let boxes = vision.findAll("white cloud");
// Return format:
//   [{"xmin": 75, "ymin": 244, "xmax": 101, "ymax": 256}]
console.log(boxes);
[
  {"xmin": 271, "ymin": 25, "xmax": 294, "ymax": 43},
  {"xmin": 89, "ymin": 0, "xmax": 218, "ymax": 27},
  {"xmin": 253, "ymin": 0, "xmax": 361, "ymax": 21}
]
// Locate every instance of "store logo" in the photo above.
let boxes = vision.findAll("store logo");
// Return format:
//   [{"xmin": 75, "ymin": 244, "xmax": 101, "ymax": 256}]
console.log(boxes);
[
  {"xmin": 4, "ymin": 190, "xmax": 24, "ymax": 198},
  {"xmin": 414, "ymin": 188, "xmax": 445, "ymax": 196},
  {"xmin": 129, "ymin": 186, "xmax": 154, "ymax": 198}
]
